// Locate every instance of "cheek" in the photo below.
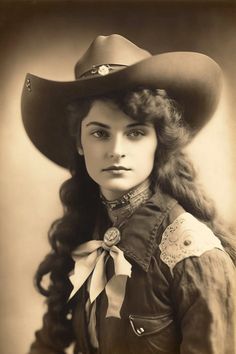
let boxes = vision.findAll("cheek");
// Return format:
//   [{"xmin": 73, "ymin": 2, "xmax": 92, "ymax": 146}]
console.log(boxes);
[
  {"xmin": 143, "ymin": 138, "xmax": 158, "ymax": 162},
  {"xmin": 82, "ymin": 143, "xmax": 104, "ymax": 176},
  {"xmin": 83, "ymin": 146, "xmax": 97, "ymax": 167},
  {"xmin": 81, "ymin": 135, "xmax": 99, "ymax": 156},
  {"xmin": 133, "ymin": 142, "xmax": 157, "ymax": 175},
  {"xmin": 145, "ymin": 141, "xmax": 158, "ymax": 171},
  {"xmin": 82, "ymin": 143, "xmax": 94, "ymax": 157}
]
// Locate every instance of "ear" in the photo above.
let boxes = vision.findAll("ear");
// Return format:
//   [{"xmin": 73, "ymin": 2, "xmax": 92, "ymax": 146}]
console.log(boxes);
[{"xmin": 77, "ymin": 146, "xmax": 84, "ymax": 155}]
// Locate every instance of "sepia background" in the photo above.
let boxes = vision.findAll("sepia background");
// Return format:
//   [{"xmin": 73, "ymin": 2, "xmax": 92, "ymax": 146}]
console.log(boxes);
[{"xmin": 0, "ymin": 1, "xmax": 236, "ymax": 353}]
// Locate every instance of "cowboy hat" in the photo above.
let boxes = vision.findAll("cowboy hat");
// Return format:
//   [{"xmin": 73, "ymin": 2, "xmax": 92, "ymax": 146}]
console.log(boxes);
[{"xmin": 21, "ymin": 34, "xmax": 222, "ymax": 168}]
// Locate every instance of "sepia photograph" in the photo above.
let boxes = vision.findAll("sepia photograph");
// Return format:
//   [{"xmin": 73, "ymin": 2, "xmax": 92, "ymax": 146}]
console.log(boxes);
[{"xmin": 0, "ymin": 1, "xmax": 236, "ymax": 353}]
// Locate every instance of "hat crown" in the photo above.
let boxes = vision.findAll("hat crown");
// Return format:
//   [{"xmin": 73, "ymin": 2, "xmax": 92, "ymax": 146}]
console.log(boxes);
[{"xmin": 75, "ymin": 34, "xmax": 151, "ymax": 79}]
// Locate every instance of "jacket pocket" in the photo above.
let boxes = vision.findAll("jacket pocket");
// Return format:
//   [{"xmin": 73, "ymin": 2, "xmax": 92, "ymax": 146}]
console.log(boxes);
[
  {"xmin": 128, "ymin": 313, "xmax": 179, "ymax": 354},
  {"xmin": 129, "ymin": 313, "xmax": 173, "ymax": 337}
]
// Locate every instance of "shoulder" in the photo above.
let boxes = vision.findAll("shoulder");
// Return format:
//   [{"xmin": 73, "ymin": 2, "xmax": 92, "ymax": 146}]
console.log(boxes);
[{"xmin": 159, "ymin": 212, "xmax": 225, "ymax": 275}]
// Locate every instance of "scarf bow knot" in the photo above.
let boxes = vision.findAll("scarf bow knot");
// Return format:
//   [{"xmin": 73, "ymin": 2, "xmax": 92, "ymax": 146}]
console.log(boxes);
[{"xmin": 69, "ymin": 228, "xmax": 132, "ymax": 318}]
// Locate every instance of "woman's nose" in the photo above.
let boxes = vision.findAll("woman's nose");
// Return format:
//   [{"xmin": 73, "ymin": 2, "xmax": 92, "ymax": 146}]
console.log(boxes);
[
  {"xmin": 108, "ymin": 152, "xmax": 126, "ymax": 159},
  {"xmin": 107, "ymin": 135, "xmax": 126, "ymax": 159}
]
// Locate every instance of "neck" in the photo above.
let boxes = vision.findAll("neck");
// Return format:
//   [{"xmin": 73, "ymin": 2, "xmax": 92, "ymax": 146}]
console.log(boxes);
[{"xmin": 100, "ymin": 179, "xmax": 152, "ymax": 225}]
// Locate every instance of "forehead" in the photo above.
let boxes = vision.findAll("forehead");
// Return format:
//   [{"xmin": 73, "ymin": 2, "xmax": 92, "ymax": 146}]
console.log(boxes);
[{"xmin": 81, "ymin": 99, "xmax": 137, "ymax": 127}]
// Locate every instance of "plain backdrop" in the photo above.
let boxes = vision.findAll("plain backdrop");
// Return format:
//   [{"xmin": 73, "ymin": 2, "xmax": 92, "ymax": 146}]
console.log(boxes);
[{"xmin": 0, "ymin": 1, "xmax": 236, "ymax": 353}]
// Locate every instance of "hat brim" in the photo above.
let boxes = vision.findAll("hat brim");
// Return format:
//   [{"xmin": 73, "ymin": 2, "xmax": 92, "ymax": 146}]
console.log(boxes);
[{"xmin": 21, "ymin": 51, "xmax": 222, "ymax": 168}]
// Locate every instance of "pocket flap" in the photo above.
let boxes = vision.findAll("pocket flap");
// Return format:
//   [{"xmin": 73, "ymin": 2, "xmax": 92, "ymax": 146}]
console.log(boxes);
[{"xmin": 129, "ymin": 313, "xmax": 173, "ymax": 337}]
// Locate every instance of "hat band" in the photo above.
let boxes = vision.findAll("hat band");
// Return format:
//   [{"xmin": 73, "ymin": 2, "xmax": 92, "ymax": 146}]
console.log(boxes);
[{"xmin": 79, "ymin": 64, "xmax": 127, "ymax": 78}]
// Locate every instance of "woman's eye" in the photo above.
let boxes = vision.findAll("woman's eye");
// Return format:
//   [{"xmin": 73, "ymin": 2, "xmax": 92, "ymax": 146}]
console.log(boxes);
[
  {"xmin": 91, "ymin": 130, "xmax": 109, "ymax": 139},
  {"xmin": 127, "ymin": 130, "xmax": 145, "ymax": 138}
]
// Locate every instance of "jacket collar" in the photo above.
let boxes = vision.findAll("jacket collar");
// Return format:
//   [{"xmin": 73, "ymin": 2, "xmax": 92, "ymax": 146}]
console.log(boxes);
[{"xmin": 118, "ymin": 188, "xmax": 177, "ymax": 272}]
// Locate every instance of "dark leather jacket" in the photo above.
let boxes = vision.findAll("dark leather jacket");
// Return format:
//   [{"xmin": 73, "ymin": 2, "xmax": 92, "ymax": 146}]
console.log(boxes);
[{"xmin": 30, "ymin": 189, "xmax": 236, "ymax": 354}]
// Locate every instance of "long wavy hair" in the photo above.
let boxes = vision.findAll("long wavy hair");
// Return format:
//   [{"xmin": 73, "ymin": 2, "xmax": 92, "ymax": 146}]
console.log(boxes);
[{"xmin": 31, "ymin": 88, "xmax": 236, "ymax": 353}]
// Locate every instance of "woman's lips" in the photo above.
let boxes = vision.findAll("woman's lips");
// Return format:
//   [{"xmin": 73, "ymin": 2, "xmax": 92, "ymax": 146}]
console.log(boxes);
[{"xmin": 102, "ymin": 166, "xmax": 131, "ymax": 171}]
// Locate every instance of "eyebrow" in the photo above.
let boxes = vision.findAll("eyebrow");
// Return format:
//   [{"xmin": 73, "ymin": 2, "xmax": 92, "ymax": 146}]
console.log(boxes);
[{"xmin": 85, "ymin": 122, "xmax": 150, "ymax": 128}]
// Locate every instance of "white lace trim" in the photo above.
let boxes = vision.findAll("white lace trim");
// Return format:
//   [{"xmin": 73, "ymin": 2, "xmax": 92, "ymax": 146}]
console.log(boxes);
[{"xmin": 159, "ymin": 212, "xmax": 224, "ymax": 275}]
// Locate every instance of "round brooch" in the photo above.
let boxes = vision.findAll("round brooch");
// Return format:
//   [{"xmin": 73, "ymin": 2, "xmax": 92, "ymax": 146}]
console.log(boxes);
[{"xmin": 103, "ymin": 227, "xmax": 121, "ymax": 247}]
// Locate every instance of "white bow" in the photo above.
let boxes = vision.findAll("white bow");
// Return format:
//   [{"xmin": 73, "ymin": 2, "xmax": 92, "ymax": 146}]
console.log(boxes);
[{"xmin": 69, "ymin": 239, "xmax": 132, "ymax": 318}]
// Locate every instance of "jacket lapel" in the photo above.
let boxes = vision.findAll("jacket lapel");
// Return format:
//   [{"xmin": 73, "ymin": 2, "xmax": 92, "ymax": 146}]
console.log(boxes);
[{"xmin": 119, "ymin": 189, "xmax": 177, "ymax": 271}]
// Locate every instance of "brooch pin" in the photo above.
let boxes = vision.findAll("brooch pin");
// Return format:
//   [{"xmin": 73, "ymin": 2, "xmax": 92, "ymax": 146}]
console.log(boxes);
[{"xmin": 103, "ymin": 227, "xmax": 121, "ymax": 248}]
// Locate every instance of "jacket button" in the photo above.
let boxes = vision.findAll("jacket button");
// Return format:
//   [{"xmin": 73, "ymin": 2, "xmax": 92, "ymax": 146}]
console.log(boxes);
[
  {"xmin": 183, "ymin": 239, "xmax": 192, "ymax": 246},
  {"xmin": 66, "ymin": 311, "xmax": 72, "ymax": 320},
  {"xmin": 137, "ymin": 327, "xmax": 145, "ymax": 334}
]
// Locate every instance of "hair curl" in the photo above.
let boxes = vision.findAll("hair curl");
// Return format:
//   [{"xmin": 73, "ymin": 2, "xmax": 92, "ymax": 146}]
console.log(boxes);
[{"xmin": 30, "ymin": 88, "xmax": 236, "ymax": 353}]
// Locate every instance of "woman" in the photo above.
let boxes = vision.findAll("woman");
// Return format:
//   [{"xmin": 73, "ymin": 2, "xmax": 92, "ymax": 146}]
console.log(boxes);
[{"xmin": 22, "ymin": 34, "xmax": 236, "ymax": 354}]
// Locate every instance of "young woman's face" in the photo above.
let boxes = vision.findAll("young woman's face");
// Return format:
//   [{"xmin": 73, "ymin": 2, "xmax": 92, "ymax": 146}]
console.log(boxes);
[{"xmin": 80, "ymin": 99, "xmax": 158, "ymax": 200}]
